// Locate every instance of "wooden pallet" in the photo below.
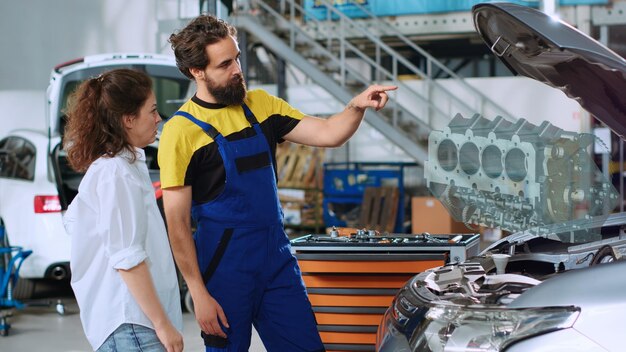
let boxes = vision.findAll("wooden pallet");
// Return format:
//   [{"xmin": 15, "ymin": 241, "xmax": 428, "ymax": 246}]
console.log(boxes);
[
  {"xmin": 276, "ymin": 142, "xmax": 324, "ymax": 188},
  {"xmin": 358, "ymin": 186, "xmax": 399, "ymax": 233}
]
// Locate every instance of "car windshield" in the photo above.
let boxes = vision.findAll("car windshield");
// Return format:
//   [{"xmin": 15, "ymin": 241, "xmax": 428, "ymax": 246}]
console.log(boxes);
[{"xmin": 425, "ymin": 114, "xmax": 619, "ymax": 243}]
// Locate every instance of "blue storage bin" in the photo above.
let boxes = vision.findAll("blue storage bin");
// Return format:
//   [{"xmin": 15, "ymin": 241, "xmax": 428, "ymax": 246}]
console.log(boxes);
[
  {"xmin": 304, "ymin": 0, "xmax": 608, "ymax": 21},
  {"xmin": 559, "ymin": 0, "xmax": 608, "ymax": 4},
  {"xmin": 323, "ymin": 162, "xmax": 416, "ymax": 232}
]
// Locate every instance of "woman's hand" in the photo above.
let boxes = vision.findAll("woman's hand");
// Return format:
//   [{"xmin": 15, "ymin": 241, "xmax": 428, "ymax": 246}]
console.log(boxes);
[{"xmin": 155, "ymin": 321, "xmax": 184, "ymax": 352}]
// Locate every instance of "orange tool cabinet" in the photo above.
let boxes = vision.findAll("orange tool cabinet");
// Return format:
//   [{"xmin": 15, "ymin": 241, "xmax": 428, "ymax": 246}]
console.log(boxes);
[{"xmin": 290, "ymin": 232, "xmax": 480, "ymax": 352}]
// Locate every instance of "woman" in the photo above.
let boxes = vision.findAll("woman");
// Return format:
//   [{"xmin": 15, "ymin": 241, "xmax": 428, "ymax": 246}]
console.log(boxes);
[{"xmin": 63, "ymin": 69, "xmax": 183, "ymax": 352}]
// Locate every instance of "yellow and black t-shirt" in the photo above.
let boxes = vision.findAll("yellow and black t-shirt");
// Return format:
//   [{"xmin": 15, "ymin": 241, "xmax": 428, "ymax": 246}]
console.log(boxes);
[{"xmin": 158, "ymin": 89, "xmax": 304, "ymax": 204}]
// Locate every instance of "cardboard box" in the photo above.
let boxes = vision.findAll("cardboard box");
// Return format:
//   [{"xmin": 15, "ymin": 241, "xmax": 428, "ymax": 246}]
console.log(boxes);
[{"xmin": 411, "ymin": 197, "xmax": 473, "ymax": 234}]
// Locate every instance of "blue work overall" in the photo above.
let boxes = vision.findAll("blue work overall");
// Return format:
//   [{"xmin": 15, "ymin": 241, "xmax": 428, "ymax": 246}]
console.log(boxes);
[{"xmin": 172, "ymin": 105, "xmax": 324, "ymax": 352}]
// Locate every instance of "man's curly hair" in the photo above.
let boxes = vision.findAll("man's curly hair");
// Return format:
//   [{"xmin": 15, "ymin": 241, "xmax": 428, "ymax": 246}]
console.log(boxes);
[{"xmin": 169, "ymin": 14, "xmax": 238, "ymax": 79}]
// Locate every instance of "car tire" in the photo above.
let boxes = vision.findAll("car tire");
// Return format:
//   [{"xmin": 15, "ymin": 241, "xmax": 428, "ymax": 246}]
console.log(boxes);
[
  {"xmin": 11, "ymin": 278, "xmax": 35, "ymax": 300},
  {"xmin": 1, "ymin": 222, "xmax": 36, "ymax": 300},
  {"xmin": 184, "ymin": 289, "xmax": 194, "ymax": 314}
]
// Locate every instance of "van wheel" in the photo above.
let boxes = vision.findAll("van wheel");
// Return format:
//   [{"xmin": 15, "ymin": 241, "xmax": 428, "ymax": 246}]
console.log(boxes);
[
  {"xmin": 184, "ymin": 289, "xmax": 194, "ymax": 314},
  {"xmin": 12, "ymin": 278, "xmax": 35, "ymax": 300}
]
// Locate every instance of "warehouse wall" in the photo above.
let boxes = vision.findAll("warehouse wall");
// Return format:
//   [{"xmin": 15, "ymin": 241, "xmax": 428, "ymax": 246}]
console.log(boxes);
[
  {"xmin": 0, "ymin": 0, "xmax": 175, "ymax": 90},
  {"xmin": 0, "ymin": 0, "xmax": 590, "ymax": 168}
]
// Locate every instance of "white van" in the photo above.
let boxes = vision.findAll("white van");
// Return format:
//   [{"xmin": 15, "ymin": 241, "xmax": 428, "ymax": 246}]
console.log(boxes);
[{"xmin": 0, "ymin": 53, "xmax": 191, "ymax": 298}]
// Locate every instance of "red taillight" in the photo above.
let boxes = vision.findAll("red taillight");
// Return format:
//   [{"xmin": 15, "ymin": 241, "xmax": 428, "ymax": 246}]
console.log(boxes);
[
  {"xmin": 34, "ymin": 195, "xmax": 62, "ymax": 213},
  {"xmin": 152, "ymin": 181, "xmax": 163, "ymax": 200}
]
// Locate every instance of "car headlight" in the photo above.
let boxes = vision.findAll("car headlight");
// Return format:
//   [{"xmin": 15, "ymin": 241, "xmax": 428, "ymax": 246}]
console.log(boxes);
[
  {"xmin": 392, "ymin": 292, "xmax": 420, "ymax": 326},
  {"xmin": 410, "ymin": 303, "xmax": 580, "ymax": 352}
]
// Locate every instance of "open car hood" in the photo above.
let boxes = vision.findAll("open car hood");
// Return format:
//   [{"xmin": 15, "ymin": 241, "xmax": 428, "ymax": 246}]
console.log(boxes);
[
  {"xmin": 423, "ymin": 3, "xmax": 622, "ymax": 242},
  {"xmin": 473, "ymin": 2, "xmax": 626, "ymax": 138}
]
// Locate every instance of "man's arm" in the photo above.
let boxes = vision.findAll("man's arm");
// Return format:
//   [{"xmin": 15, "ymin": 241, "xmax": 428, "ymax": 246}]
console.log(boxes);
[
  {"xmin": 162, "ymin": 186, "xmax": 229, "ymax": 338},
  {"xmin": 284, "ymin": 84, "xmax": 397, "ymax": 147}
]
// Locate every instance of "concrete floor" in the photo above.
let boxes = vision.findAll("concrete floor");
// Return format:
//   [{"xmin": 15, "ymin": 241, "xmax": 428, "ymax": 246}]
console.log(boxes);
[
  {"xmin": 1, "ymin": 281, "xmax": 266, "ymax": 351},
  {"xmin": 2, "ymin": 238, "xmax": 493, "ymax": 350}
]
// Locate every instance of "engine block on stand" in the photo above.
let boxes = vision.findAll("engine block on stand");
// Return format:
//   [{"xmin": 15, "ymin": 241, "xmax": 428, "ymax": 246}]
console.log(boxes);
[{"xmin": 425, "ymin": 114, "xmax": 619, "ymax": 240}]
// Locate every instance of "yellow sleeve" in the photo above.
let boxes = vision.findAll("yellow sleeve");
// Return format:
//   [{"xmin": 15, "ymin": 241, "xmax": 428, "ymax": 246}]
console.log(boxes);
[
  {"xmin": 269, "ymin": 93, "xmax": 306, "ymax": 120},
  {"xmin": 158, "ymin": 119, "xmax": 194, "ymax": 189},
  {"xmin": 247, "ymin": 89, "xmax": 305, "ymax": 122}
]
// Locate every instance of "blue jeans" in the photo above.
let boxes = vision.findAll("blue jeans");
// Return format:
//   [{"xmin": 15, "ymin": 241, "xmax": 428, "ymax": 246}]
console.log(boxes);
[{"xmin": 97, "ymin": 323, "xmax": 165, "ymax": 352}]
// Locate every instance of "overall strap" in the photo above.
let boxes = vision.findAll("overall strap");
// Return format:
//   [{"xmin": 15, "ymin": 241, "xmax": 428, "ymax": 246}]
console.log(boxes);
[
  {"xmin": 172, "ymin": 111, "xmax": 220, "ymax": 139},
  {"xmin": 241, "ymin": 103, "xmax": 259, "ymax": 125}
]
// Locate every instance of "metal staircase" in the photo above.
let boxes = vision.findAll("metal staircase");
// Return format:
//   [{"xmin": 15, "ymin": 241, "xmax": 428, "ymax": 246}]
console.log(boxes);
[
  {"xmin": 229, "ymin": 0, "xmax": 516, "ymax": 165},
  {"xmin": 156, "ymin": 0, "xmax": 517, "ymax": 164}
]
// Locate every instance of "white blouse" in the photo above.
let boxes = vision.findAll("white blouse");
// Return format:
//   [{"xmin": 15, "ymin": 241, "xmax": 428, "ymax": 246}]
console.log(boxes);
[{"xmin": 64, "ymin": 148, "xmax": 182, "ymax": 350}]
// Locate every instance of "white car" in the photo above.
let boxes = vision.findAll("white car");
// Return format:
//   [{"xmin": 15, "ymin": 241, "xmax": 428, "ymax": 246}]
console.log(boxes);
[{"xmin": 0, "ymin": 54, "xmax": 191, "ymax": 298}]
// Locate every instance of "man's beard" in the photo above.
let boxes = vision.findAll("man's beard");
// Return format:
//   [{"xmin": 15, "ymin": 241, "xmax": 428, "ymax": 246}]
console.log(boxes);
[{"xmin": 206, "ymin": 74, "xmax": 247, "ymax": 106}]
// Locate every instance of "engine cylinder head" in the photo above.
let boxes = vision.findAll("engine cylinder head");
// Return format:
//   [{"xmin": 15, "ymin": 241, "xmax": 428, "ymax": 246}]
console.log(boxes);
[
  {"xmin": 505, "ymin": 148, "xmax": 527, "ymax": 182},
  {"xmin": 437, "ymin": 139, "xmax": 458, "ymax": 172},
  {"xmin": 460, "ymin": 142, "xmax": 480, "ymax": 175},
  {"xmin": 482, "ymin": 145, "xmax": 503, "ymax": 178}
]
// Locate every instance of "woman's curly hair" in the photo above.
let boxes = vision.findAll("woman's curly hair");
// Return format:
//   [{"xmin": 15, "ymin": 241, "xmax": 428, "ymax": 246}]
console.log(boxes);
[{"xmin": 63, "ymin": 68, "xmax": 152, "ymax": 172}]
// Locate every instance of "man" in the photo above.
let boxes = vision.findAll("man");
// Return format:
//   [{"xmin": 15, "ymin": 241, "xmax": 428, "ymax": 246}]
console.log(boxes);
[{"xmin": 159, "ymin": 14, "xmax": 397, "ymax": 352}]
